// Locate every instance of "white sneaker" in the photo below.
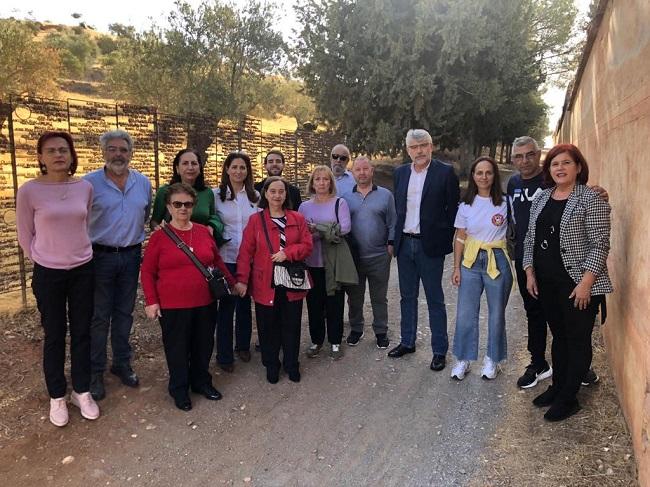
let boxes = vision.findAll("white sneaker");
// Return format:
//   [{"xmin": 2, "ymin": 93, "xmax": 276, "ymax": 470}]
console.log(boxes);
[
  {"xmin": 451, "ymin": 360, "xmax": 470, "ymax": 381},
  {"xmin": 70, "ymin": 391, "xmax": 100, "ymax": 420},
  {"xmin": 481, "ymin": 356, "xmax": 498, "ymax": 380}
]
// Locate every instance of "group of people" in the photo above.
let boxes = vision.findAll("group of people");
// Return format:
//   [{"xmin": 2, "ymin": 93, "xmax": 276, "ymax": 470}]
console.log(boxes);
[{"xmin": 16, "ymin": 127, "xmax": 612, "ymax": 426}]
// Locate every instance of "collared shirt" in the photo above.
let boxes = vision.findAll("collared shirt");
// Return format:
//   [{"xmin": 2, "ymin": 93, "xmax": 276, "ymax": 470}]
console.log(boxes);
[
  {"xmin": 335, "ymin": 170, "xmax": 356, "ymax": 196},
  {"xmin": 84, "ymin": 168, "xmax": 152, "ymax": 247},
  {"xmin": 403, "ymin": 162, "xmax": 430, "ymax": 234},
  {"xmin": 343, "ymin": 184, "xmax": 396, "ymax": 259},
  {"xmin": 213, "ymin": 186, "xmax": 260, "ymax": 263}
]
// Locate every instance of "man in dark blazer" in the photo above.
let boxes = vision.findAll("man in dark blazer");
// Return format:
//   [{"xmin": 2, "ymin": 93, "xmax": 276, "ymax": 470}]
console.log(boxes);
[{"xmin": 387, "ymin": 129, "xmax": 460, "ymax": 372}]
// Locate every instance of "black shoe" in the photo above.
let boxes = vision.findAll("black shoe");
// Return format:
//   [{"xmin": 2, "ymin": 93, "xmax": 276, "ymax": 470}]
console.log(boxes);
[
  {"xmin": 90, "ymin": 373, "xmax": 105, "ymax": 401},
  {"xmin": 376, "ymin": 333, "xmax": 390, "ymax": 349},
  {"xmin": 533, "ymin": 386, "xmax": 557, "ymax": 407},
  {"xmin": 517, "ymin": 362, "xmax": 552, "ymax": 389},
  {"xmin": 192, "ymin": 384, "xmax": 222, "ymax": 401},
  {"xmin": 110, "ymin": 365, "xmax": 139, "ymax": 387},
  {"xmin": 346, "ymin": 331, "xmax": 364, "ymax": 346},
  {"xmin": 266, "ymin": 368, "xmax": 280, "ymax": 384},
  {"xmin": 387, "ymin": 344, "xmax": 416, "ymax": 358},
  {"xmin": 219, "ymin": 363, "xmax": 234, "ymax": 373},
  {"xmin": 237, "ymin": 350, "xmax": 252, "ymax": 362},
  {"xmin": 429, "ymin": 354, "xmax": 446, "ymax": 371},
  {"xmin": 174, "ymin": 396, "xmax": 192, "ymax": 411},
  {"xmin": 288, "ymin": 370, "xmax": 301, "ymax": 383},
  {"xmin": 544, "ymin": 399, "xmax": 581, "ymax": 422},
  {"xmin": 581, "ymin": 369, "xmax": 600, "ymax": 386}
]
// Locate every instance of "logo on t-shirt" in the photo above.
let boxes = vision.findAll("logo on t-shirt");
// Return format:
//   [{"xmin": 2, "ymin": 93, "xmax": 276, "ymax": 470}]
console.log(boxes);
[
  {"xmin": 512, "ymin": 187, "xmax": 542, "ymax": 202},
  {"xmin": 491, "ymin": 214, "xmax": 505, "ymax": 227}
]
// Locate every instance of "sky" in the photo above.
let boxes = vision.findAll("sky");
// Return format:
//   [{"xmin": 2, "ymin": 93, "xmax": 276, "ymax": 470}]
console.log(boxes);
[{"xmin": 1, "ymin": 0, "xmax": 591, "ymax": 146}]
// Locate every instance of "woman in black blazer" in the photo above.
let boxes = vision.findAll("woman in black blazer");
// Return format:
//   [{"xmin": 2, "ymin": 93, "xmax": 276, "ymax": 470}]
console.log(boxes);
[{"xmin": 523, "ymin": 143, "xmax": 613, "ymax": 422}]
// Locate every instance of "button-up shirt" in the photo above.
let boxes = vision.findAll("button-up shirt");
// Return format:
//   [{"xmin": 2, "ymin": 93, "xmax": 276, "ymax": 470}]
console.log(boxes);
[
  {"xmin": 335, "ymin": 170, "xmax": 356, "ymax": 196},
  {"xmin": 213, "ymin": 186, "xmax": 260, "ymax": 264},
  {"xmin": 403, "ymin": 162, "xmax": 430, "ymax": 234},
  {"xmin": 84, "ymin": 168, "xmax": 152, "ymax": 247}
]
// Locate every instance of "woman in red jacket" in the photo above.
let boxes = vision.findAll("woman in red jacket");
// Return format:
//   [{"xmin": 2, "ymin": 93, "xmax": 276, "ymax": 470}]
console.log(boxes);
[
  {"xmin": 141, "ymin": 183, "xmax": 236, "ymax": 411},
  {"xmin": 235, "ymin": 177, "xmax": 313, "ymax": 384}
]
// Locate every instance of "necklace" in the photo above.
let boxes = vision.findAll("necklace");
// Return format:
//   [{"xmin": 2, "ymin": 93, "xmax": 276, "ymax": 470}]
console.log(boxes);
[{"xmin": 170, "ymin": 225, "xmax": 194, "ymax": 252}]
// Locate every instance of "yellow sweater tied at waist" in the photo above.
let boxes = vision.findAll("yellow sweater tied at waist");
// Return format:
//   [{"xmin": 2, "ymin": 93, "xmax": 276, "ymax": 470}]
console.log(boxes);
[{"xmin": 462, "ymin": 236, "xmax": 508, "ymax": 280}]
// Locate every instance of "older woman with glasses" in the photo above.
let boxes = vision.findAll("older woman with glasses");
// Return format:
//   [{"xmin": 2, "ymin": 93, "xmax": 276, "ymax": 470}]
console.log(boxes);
[
  {"xmin": 17, "ymin": 131, "xmax": 100, "ymax": 427},
  {"xmin": 142, "ymin": 183, "xmax": 235, "ymax": 411}
]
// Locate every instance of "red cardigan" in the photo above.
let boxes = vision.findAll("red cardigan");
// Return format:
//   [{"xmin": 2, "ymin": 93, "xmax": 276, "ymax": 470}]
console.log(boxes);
[
  {"xmin": 236, "ymin": 209, "xmax": 313, "ymax": 306},
  {"xmin": 141, "ymin": 223, "xmax": 235, "ymax": 309}
]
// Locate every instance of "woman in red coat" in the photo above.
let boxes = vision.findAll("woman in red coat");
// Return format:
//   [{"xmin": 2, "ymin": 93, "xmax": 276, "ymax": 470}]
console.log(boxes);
[
  {"xmin": 235, "ymin": 177, "xmax": 313, "ymax": 384},
  {"xmin": 141, "ymin": 183, "xmax": 236, "ymax": 411}
]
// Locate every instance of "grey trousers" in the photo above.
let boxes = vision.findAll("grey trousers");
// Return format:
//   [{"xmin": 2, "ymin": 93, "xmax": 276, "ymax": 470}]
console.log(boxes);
[{"xmin": 348, "ymin": 253, "xmax": 391, "ymax": 335}]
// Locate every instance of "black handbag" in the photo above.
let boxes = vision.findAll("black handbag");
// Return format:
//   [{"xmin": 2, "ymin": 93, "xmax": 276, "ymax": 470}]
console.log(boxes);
[
  {"xmin": 259, "ymin": 212, "xmax": 311, "ymax": 291},
  {"xmin": 161, "ymin": 225, "xmax": 230, "ymax": 299}
]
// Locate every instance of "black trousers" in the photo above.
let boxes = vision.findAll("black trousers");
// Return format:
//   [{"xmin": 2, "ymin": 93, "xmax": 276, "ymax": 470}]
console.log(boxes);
[
  {"xmin": 537, "ymin": 272, "xmax": 600, "ymax": 403},
  {"xmin": 306, "ymin": 267, "xmax": 344, "ymax": 345},
  {"xmin": 255, "ymin": 288, "xmax": 303, "ymax": 374},
  {"xmin": 159, "ymin": 303, "xmax": 217, "ymax": 399},
  {"xmin": 31, "ymin": 261, "xmax": 94, "ymax": 398},
  {"xmin": 515, "ymin": 258, "xmax": 548, "ymax": 367}
]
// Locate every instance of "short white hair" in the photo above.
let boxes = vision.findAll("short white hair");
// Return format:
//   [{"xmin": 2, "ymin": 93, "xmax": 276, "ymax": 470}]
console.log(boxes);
[
  {"xmin": 100, "ymin": 130, "xmax": 134, "ymax": 152},
  {"xmin": 512, "ymin": 136, "xmax": 540, "ymax": 151},
  {"xmin": 405, "ymin": 129, "xmax": 432, "ymax": 146}
]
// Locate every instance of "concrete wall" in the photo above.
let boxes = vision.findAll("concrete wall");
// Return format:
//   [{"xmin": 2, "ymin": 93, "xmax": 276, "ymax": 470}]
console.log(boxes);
[{"xmin": 555, "ymin": 1, "xmax": 650, "ymax": 483}]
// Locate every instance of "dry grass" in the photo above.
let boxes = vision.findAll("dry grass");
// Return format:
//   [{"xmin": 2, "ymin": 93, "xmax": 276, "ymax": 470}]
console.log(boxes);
[{"xmin": 468, "ymin": 327, "xmax": 638, "ymax": 487}]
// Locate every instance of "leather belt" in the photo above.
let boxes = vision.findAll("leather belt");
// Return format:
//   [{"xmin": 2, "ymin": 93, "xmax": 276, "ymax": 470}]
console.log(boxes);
[
  {"xmin": 402, "ymin": 233, "xmax": 421, "ymax": 239},
  {"xmin": 92, "ymin": 243, "xmax": 141, "ymax": 253}
]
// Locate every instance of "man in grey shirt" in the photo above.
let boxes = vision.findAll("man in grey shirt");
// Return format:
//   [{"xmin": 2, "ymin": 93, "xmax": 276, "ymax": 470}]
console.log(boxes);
[{"xmin": 342, "ymin": 156, "xmax": 396, "ymax": 348}]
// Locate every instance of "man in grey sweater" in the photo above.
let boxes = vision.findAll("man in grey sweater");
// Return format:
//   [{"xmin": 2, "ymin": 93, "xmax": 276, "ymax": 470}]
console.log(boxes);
[{"xmin": 342, "ymin": 156, "xmax": 397, "ymax": 349}]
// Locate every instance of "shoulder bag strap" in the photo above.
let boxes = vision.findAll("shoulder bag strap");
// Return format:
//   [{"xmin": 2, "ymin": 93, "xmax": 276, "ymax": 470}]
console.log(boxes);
[
  {"xmin": 258, "ymin": 211, "xmax": 275, "ymax": 254},
  {"xmin": 335, "ymin": 197, "xmax": 340, "ymax": 223},
  {"xmin": 161, "ymin": 225, "xmax": 213, "ymax": 281}
]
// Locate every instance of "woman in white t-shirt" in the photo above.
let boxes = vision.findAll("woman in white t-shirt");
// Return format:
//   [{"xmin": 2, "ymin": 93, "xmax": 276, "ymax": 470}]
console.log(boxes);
[{"xmin": 450, "ymin": 156, "xmax": 513, "ymax": 381}]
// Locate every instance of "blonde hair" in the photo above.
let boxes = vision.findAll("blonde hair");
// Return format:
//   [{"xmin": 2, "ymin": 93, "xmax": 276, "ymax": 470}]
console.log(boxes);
[{"xmin": 307, "ymin": 165, "xmax": 337, "ymax": 196}]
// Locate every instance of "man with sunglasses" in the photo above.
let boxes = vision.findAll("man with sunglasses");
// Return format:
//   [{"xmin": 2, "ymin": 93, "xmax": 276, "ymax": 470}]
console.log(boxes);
[
  {"xmin": 84, "ymin": 130, "xmax": 152, "ymax": 401},
  {"xmin": 508, "ymin": 136, "xmax": 602, "ymax": 389},
  {"xmin": 330, "ymin": 144, "xmax": 356, "ymax": 196}
]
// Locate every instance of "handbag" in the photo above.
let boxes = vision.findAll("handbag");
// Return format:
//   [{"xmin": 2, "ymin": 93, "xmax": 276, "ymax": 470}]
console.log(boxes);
[
  {"xmin": 506, "ymin": 196, "xmax": 516, "ymax": 260},
  {"xmin": 161, "ymin": 225, "xmax": 230, "ymax": 299},
  {"xmin": 259, "ymin": 212, "xmax": 311, "ymax": 291}
]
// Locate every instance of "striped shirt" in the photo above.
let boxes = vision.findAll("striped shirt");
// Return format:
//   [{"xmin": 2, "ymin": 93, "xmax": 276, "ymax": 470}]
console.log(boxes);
[{"xmin": 271, "ymin": 215, "xmax": 287, "ymax": 250}]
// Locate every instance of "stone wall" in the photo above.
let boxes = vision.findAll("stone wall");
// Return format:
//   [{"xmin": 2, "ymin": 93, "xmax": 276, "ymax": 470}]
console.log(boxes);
[{"xmin": 555, "ymin": 0, "xmax": 650, "ymax": 483}]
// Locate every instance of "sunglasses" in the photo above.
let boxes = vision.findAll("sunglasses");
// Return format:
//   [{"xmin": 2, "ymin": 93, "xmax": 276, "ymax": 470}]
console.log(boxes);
[
  {"xmin": 170, "ymin": 201, "xmax": 194, "ymax": 209},
  {"xmin": 331, "ymin": 154, "xmax": 349, "ymax": 162}
]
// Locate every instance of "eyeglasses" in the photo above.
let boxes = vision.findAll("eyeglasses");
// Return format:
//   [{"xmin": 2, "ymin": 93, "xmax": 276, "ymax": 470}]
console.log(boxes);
[
  {"xmin": 44, "ymin": 147, "xmax": 70, "ymax": 155},
  {"xmin": 331, "ymin": 154, "xmax": 349, "ymax": 162},
  {"xmin": 170, "ymin": 201, "xmax": 194, "ymax": 209},
  {"xmin": 512, "ymin": 151, "xmax": 538, "ymax": 161}
]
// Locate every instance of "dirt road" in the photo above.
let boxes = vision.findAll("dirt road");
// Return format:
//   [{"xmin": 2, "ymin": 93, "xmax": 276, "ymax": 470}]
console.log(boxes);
[{"xmin": 0, "ymin": 259, "xmax": 636, "ymax": 486}]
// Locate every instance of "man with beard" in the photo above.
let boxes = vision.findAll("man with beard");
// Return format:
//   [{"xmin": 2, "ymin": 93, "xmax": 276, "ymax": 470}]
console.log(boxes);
[
  {"xmin": 254, "ymin": 150, "xmax": 302, "ymax": 209},
  {"xmin": 84, "ymin": 130, "xmax": 151, "ymax": 400}
]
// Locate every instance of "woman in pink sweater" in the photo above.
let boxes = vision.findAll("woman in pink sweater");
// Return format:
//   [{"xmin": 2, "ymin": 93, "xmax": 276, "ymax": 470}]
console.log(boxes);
[{"xmin": 16, "ymin": 131, "xmax": 100, "ymax": 427}]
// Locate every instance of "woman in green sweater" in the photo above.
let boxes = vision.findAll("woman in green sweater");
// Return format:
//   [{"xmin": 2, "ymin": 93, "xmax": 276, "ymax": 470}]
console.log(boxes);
[{"xmin": 151, "ymin": 149, "xmax": 223, "ymax": 238}]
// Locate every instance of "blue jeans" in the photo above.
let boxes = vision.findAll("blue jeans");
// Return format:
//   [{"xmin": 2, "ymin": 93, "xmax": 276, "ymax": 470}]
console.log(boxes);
[
  {"xmin": 396, "ymin": 237, "xmax": 448, "ymax": 354},
  {"xmin": 453, "ymin": 249, "xmax": 512, "ymax": 362},
  {"xmin": 216, "ymin": 262, "xmax": 252, "ymax": 365},
  {"xmin": 90, "ymin": 246, "xmax": 142, "ymax": 374}
]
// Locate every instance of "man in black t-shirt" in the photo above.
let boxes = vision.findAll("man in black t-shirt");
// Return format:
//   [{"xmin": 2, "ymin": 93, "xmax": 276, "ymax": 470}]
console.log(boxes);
[
  {"xmin": 255, "ymin": 150, "xmax": 303, "ymax": 210},
  {"xmin": 507, "ymin": 136, "xmax": 602, "ymax": 389}
]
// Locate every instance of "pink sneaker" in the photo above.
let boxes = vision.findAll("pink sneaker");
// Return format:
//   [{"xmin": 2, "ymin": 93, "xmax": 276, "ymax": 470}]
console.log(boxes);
[
  {"xmin": 70, "ymin": 391, "xmax": 100, "ymax": 420},
  {"xmin": 49, "ymin": 397, "xmax": 69, "ymax": 427}
]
